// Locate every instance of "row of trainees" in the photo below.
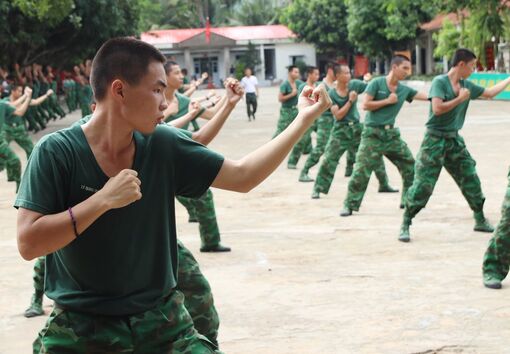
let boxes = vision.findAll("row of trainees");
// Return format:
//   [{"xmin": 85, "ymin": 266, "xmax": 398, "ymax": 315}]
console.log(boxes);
[{"xmin": 275, "ymin": 49, "xmax": 510, "ymax": 290}]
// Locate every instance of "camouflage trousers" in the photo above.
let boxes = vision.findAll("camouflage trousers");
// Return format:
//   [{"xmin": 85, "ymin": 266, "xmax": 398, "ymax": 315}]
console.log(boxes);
[
  {"xmin": 344, "ymin": 126, "xmax": 415, "ymax": 211},
  {"xmin": 405, "ymin": 131, "xmax": 485, "ymax": 220},
  {"xmin": 314, "ymin": 123, "xmax": 390, "ymax": 195},
  {"xmin": 4, "ymin": 124, "xmax": 34, "ymax": 159},
  {"xmin": 288, "ymin": 126, "xmax": 313, "ymax": 167},
  {"xmin": 483, "ymin": 168, "xmax": 510, "ymax": 282},
  {"xmin": 0, "ymin": 137, "xmax": 21, "ymax": 186},
  {"xmin": 176, "ymin": 189, "xmax": 221, "ymax": 248},
  {"xmin": 272, "ymin": 106, "xmax": 298, "ymax": 138},
  {"xmin": 33, "ymin": 241, "xmax": 220, "ymax": 353},
  {"xmin": 33, "ymin": 291, "xmax": 219, "ymax": 354},
  {"xmin": 177, "ymin": 240, "xmax": 219, "ymax": 346},
  {"xmin": 32, "ymin": 257, "xmax": 45, "ymax": 299},
  {"xmin": 302, "ymin": 115, "xmax": 334, "ymax": 174}
]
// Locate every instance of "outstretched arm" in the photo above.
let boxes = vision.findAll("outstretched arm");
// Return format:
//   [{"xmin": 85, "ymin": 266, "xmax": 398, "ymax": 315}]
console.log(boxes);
[
  {"xmin": 481, "ymin": 77, "xmax": 510, "ymax": 99},
  {"xmin": 212, "ymin": 85, "xmax": 332, "ymax": 193},
  {"xmin": 191, "ymin": 79, "xmax": 243, "ymax": 146}
]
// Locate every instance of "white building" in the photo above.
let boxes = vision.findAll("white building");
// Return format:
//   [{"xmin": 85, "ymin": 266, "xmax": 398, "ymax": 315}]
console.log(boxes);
[{"xmin": 141, "ymin": 25, "xmax": 317, "ymax": 86}]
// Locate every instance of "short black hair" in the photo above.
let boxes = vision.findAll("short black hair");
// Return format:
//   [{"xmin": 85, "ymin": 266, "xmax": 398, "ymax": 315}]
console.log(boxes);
[
  {"xmin": 163, "ymin": 61, "xmax": 179, "ymax": 75},
  {"xmin": 325, "ymin": 62, "xmax": 335, "ymax": 72},
  {"xmin": 452, "ymin": 48, "xmax": 477, "ymax": 67},
  {"xmin": 90, "ymin": 37, "xmax": 166, "ymax": 101},
  {"xmin": 181, "ymin": 68, "xmax": 188, "ymax": 75},
  {"xmin": 333, "ymin": 64, "xmax": 349, "ymax": 76},
  {"xmin": 391, "ymin": 55, "xmax": 411, "ymax": 67},
  {"xmin": 287, "ymin": 65, "xmax": 298, "ymax": 72},
  {"xmin": 306, "ymin": 66, "xmax": 319, "ymax": 75}
]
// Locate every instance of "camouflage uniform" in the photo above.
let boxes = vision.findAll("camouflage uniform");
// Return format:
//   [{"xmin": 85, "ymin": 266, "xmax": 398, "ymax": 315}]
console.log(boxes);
[
  {"xmin": 343, "ymin": 77, "xmax": 418, "ymax": 211},
  {"xmin": 272, "ymin": 79, "xmax": 302, "ymax": 139},
  {"xmin": 49, "ymin": 81, "xmax": 66, "ymax": 118},
  {"xmin": 403, "ymin": 75, "xmax": 490, "ymax": 231},
  {"xmin": 78, "ymin": 82, "xmax": 93, "ymax": 118},
  {"xmin": 301, "ymin": 112, "xmax": 334, "ymax": 175},
  {"xmin": 4, "ymin": 124, "xmax": 34, "ymax": 159},
  {"xmin": 404, "ymin": 131, "xmax": 485, "ymax": 219},
  {"xmin": 483, "ymin": 168, "xmax": 510, "ymax": 284},
  {"xmin": 177, "ymin": 189, "xmax": 222, "ymax": 248},
  {"xmin": 314, "ymin": 123, "xmax": 391, "ymax": 195},
  {"xmin": 33, "ymin": 290, "xmax": 219, "ymax": 354},
  {"xmin": 0, "ymin": 101, "xmax": 22, "ymax": 189},
  {"xmin": 31, "ymin": 242, "xmax": 221, "ymax": 349}
]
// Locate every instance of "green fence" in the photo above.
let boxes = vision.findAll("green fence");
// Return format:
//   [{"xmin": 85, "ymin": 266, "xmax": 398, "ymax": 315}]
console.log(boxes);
[{"xmin": 468, "ymin": 73, "xmax": 510, "ymax": 100}]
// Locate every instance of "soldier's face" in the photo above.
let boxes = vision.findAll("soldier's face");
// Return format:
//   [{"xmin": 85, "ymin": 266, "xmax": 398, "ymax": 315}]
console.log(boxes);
[
  {"xmin": 12, "ymin": 87, "xmax": 23, "ymax": 99},
  {"xmin": 166, "ymin": 64, "xmax": 183, "ymax": 89},
  {"xmin": 393, "ymin": 61, "xmax": 411, "ymax": 80},
  {"xmin": 459, "ymin": 59, "xmax": 476, "ymax": 79}
]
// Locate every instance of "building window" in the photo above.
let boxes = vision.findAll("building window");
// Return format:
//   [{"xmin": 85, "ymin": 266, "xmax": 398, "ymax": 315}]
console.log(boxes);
[{"xmin": 291, "ymin": 55, "xmax": 305, "ymax": 65}]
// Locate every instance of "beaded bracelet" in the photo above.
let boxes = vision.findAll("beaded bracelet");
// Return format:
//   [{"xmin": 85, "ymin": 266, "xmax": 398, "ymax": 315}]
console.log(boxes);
[{"xmin": 68, "ymin": 207, "xmax": 79, "ymax": 238}]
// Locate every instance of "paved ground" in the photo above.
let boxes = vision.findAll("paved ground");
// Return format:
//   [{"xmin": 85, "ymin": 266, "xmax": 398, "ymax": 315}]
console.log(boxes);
[{"xmin": 1, "ymin": 86, "xmax": 509, "ymax": 354}]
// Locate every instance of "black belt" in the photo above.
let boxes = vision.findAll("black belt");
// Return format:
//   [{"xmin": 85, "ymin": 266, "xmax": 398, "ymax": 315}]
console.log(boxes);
[
  {"xmin": 338, "ymin": 121, "xmax": 358, "ymax": 126},
  {"xmin": 427, "ymin": 128, "xmax": 458, "ymax": 138},
  {"xmin": 366, "ymin": 124, "xmax": 395, "ymax": 130}
]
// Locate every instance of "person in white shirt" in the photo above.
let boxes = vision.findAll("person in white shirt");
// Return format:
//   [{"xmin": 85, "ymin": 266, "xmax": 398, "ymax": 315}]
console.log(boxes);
[{"xmin": 241, "ymin": 67, "xmax": 259, "ymax": 121}]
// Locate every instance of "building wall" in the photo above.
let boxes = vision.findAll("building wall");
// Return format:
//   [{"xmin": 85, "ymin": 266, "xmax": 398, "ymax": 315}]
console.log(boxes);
[{"xmin": 275, "ymin": 43, "xmax": 317, "ymax": 83}]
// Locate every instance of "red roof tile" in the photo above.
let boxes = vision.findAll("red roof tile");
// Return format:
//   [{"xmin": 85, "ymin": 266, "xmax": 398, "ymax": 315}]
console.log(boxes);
[{"xmin": 141, "ymin": 25, "xmax": 296, "ymax": 45}]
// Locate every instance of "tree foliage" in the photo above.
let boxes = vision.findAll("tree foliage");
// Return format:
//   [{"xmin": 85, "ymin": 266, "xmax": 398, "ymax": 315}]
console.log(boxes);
[
  {"xmin": 0, "ymin": 0, "xmax": 140, "ymax": 67},
  {"xmin": 280, "ymin": 0, "xmax": 351, "ymax": 57},
  {"xmin": 347, "ymin": 0, "xmax": 434, "ymax": 58},
  {"xmin": 433, "ymin": 19, "xmax": 460, "ymax": 60}
]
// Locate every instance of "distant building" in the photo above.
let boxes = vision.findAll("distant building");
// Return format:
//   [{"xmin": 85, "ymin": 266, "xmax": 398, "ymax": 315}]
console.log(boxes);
[{"xmin": 141, "ymin": 25, "xmax": 317, "ymax": 86}]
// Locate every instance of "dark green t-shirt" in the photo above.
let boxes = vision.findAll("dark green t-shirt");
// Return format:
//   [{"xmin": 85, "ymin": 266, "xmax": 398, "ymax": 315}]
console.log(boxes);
[
  {"xmin": 425, "ymin": 74, "xmax": 485, "ymax": 132},
  {"xmin": 1, "ymin": 97, "xmax": 24, "ymax": 127},
  {"xmin": 329, "ymin": 80, "xmax": 367, "ymax": 124},
  {"xmin": 0, "ymin": 100, "xmax": 15, "ymax": 131},
  {"xmin": 280, "ymin": 79, "xmax": 303, "ymax": 108},
  {"xmin": 364, "ymin": 76, "xmax": 418, "ymax": 126},
  {"xmin": 178, "ymin": 76, "xmax": 190, "ymax": 94},
  {"xmin": 164, "ymin": 93, "xmax": 204, "ymax": 131},
  {"xmin": 14, "ymin": 123, "xmax": 224, "ymax": 316}
]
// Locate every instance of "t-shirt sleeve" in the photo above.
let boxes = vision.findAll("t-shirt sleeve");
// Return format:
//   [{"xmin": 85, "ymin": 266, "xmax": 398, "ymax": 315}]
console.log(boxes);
[
  {"xmin": 406, "ymin": 86, "xmax": 418, "ymax": 102},
  {"xmin": 465, "ymin": 80, "xmax": 485, "ymax": 100},
  {"xmin": 353, "ymin": 80, "xmax": 368, "ymax": 94},
  {"xmin": 5, "ymin": 102, "xmax": 15, "ymax": 116},
  {"xmin": 14, "ymin": 137, "xmax": 69, "ymax": 214},
  {"xmin": 174, "ymin": 135, "xmax": 225, "ymax": 198},
  {"xmin": 364, "ymin": 79, "xmax": 379, "ymax": 97},
  {"xmin": 428, "ymin": 77, "xmax": 446, "ymax": 100},
  {"xmin": 253, "ymin": 76, "xmax": 259, "ymax": 85},
  {"xmin": 280, "ymin": 82, "xmax": 289, "ymax": 94}
]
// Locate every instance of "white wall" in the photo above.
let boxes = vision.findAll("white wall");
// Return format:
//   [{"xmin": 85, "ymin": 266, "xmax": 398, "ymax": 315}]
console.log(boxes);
[{"xmin": 274, "ymin": 43, "xmax": 317, "ymax": 82}]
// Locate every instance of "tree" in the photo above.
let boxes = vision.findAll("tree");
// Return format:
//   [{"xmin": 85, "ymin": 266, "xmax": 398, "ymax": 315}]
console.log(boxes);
[
  {"xmin": 0, "ymin": 0, "xmax": 141, "ymax": 67},
  {"xmin": 433, "ymin": 19, "xmax": 461, "ymax": 61},
  {"xmin": 280, "ymin": 0, "xmax": 352, "ymax": 58},
  {"xmin": 346, "ymin": 0, "xmax": 434, "ymax": 59},
  {"xmin": 229, "ymin": 0, "xmax": 280, "ymax": 26}
]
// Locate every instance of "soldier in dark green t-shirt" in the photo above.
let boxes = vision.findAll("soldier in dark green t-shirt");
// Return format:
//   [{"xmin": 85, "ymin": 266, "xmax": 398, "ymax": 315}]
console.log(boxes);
[
  {"xmin": 401, "ymin": 49, "xmax": 510, "ymax": 243},
  {"xmin": 16, "ymin": 38, "xmax": 332, "ymax": 353},
  {"xmin": 0, "ymin": 86, "xmax": 32, "ymax": 191},
  {"xmin": 341, "ymin": 55, "xmax": 428, "ymax": 217},
  {"xmin": 311, "ymin": 64, "xmax": 396, "ymax": 199},
  {"xmin": 287, "ymin": 66, "xmax": 320, "ymax": 169},
  {"xmin": 273, "ymin": 65, "xmax": 303, "ymax": 139}
]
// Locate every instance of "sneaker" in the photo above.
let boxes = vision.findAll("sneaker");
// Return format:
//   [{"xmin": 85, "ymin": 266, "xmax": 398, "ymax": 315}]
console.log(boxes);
[
  {"xmin": 378, "ymin": 185, "xmax": 399, "ymax": 193},
  {"xmin": 299, "ymin": 173, "xmax": 314, "ymax": 182},
  {"xmin": 398, "ymin": 222, "xmax": 411, "ymax": 243},
  {"xmin": 483, "ymin": 275, "xmax": 502, "ymax": 289},
  {"xmin": 200, "ymin": 244, "xmax": 232, "ymax": 253},
  {"xmin": 474, "ymin": 219, "xmax": 495, "ymax": 233},
  {"xmin": 339, "ymin": 208, "xmax": 352, "ymax": 217},
  {"xmin": 311, "ymin": 190, "xmax": 320, "ymax": 199},
  {"xmin": 344, "ymin": 168, "xmax": 353, "ymax": 177},
  {"xmin": 287, "ymin": 164, "xmax": 297, "ymax": 170},
  {"xmin": 24, "ymin": 302, "xmax": 43, "ymax": 318}
]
